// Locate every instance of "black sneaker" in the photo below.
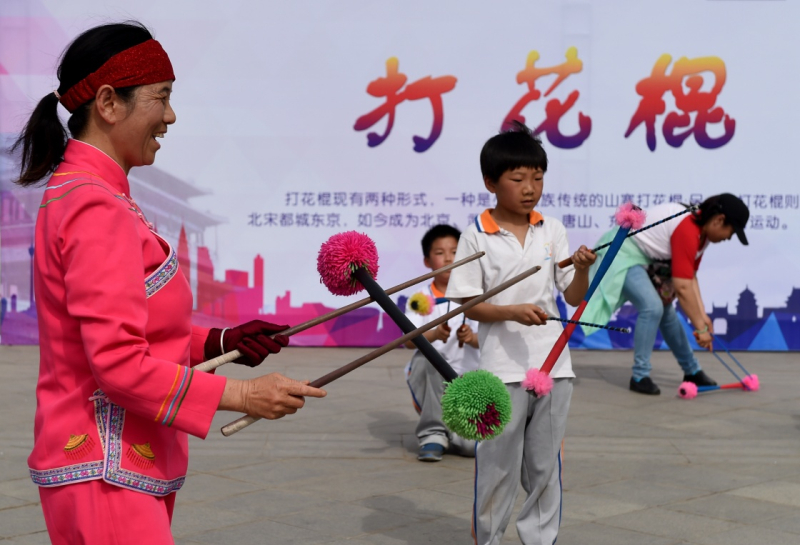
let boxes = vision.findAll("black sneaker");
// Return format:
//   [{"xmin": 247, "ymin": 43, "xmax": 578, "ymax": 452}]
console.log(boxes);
[
  {"xmin": 630, "ymin": 376, "xmax": 661, "ymax": 395},
  {"xmin": 683, "ymin": 370, "xmax": 717, "ymax": 387}
]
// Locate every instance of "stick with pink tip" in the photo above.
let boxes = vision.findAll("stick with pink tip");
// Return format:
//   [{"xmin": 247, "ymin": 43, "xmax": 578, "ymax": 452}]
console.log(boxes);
[
  {"xmin": 194, "ymin": 251, "xmax": 484, "ymax": 373},
  {"xmin": 679, "ymin": 334, "xmax": 758, "ymax": 399},
  {"xmin": 677, "ymin": 375, "xmax": 760, "ymax": 399}
]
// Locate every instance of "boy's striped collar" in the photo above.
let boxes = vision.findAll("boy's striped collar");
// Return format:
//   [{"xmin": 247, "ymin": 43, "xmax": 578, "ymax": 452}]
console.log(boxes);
[
  {"xmin": 474, "ymin": 209, "xmax": 544, "ymax": 234},
  {"xmin": 430, "ymin": 282, "xmax": 445, "ymax": 299}
]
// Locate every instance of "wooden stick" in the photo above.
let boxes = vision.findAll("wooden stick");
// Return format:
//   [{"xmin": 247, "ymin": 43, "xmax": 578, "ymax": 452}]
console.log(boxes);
[
  {"xmin": 194, "ymin": 251, "xmax": 485, "ymax": 372},
  {"xmin": 557, "ymin": 205, "xmax": 698, "ymax": 269},
  {"xmin": 457, "ymin": 315, "xmax": 468, "ymax": 348},
  {"xmin": 220, "ymin": 265, "xmax": 542, "ymax": 436}
]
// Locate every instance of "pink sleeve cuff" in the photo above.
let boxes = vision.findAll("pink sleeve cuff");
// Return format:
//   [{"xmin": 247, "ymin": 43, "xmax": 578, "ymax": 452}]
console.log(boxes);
[
  {"xmin": 190, "ymin": 325, "xmax": 211, "ymax": 367},
  {"xmin": 162, "ymin": 369, "xmax": 226, "ymax": 439}
]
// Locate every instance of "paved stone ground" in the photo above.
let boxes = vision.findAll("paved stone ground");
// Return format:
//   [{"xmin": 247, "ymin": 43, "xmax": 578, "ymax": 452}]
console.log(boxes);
[{"xmin": 1, "ymin": 345, "xmax": 799, "ymax": 544}]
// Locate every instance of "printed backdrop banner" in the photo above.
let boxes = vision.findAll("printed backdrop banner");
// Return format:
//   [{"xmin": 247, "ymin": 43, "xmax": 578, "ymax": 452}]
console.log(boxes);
[{"xmin": 1, "ymin": 1, "xmax": 798, "ymax": 350}]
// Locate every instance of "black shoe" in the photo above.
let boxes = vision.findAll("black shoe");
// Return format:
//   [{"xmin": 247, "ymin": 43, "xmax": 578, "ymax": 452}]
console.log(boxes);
[
  {"xmin": 683, "ymin": 370, "xmax": 717, "ymax": 387},
  {"xmin": 630, "ymin": 376, "xmax": 661, "ymax": 395}
]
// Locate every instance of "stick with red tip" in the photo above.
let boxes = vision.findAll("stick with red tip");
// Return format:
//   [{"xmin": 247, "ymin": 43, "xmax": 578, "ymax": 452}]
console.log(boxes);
[
  {"xmin": 557, "ymin": 204, "xmax": 696, "ymax": 269},
  {"xmin": 524, "ymin": 204, "xmax": 646, "ymax": 397}
]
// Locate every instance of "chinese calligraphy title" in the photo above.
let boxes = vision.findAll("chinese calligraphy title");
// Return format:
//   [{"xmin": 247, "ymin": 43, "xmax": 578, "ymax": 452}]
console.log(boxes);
[{"xmin": 354, "ymin": 51, "xmax": 734, "ymax": 153}]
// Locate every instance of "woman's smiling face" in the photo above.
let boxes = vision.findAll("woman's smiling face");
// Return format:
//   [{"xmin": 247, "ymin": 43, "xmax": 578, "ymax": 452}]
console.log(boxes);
[{"xmin": 111, "ymin": 81, "xmax": 175, "ymax": 171}]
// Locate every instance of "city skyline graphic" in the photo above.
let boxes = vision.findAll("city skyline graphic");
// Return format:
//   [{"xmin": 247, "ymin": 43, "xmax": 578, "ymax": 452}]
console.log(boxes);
[{"xmin": 1, "ymin": 141, "xmax": 797, "ymax": 351}]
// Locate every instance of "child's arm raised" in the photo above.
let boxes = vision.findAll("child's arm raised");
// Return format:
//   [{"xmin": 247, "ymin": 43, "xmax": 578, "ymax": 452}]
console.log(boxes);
[{"xmin": 562, "ymin": 245, "xmax": 596, "ymax": 306}]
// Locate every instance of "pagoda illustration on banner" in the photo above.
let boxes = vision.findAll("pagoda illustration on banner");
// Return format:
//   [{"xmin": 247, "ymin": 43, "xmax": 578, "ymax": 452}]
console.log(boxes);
[{"xmin": 0, "ymin": 142, "xmax": 403, "ymax": 347}]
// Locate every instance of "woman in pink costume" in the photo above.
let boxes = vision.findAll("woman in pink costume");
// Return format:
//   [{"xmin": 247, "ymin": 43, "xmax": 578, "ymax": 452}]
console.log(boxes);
[{"xmin": 11, "ymin": 22, "xmax": 326, "ymax": 544}]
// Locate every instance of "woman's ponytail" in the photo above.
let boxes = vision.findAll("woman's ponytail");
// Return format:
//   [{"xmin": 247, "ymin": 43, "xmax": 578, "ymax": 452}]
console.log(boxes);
[
  {"xmin": 9, "ymin": 21, "xmax": 154, "ymax": 187},
  {"xmin": 10, "ymin": 92, "xmax": 67, "ymax": 187}
]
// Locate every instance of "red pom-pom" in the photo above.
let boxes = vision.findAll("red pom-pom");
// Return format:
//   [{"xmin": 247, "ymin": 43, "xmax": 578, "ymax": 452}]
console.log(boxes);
[
  {"xmin": 741, "ymin": 374, "xmax": 759, "ymax": 392},
  {"xmin": 677, "ymin": 381, "xmax": 698, "ymax": 399},
  {"xmin": 317, "ymin": 231, "xmax": 379, "ymax": 296},
  {"xmin": 522, "ymin": 368, "xmax": 553, "ymax": 397},
  {"xmin": 615, "ymin": 202, "xmax": 646, "ymax": 230}
]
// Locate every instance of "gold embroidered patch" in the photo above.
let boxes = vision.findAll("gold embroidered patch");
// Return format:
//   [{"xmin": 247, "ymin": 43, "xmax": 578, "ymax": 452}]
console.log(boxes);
[
  {"xmin": 63, "ymin": 434, "xmax": 95, "ymax": 460},
  {"xmin": 126, "ymin": 442, "xmax": 156, "ymax": 469}
]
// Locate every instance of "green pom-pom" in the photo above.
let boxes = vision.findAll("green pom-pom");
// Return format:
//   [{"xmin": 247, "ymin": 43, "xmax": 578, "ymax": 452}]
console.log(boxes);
[{"xmin": 441, "ymin": 370, "xmax": 511, "ymax": 441}]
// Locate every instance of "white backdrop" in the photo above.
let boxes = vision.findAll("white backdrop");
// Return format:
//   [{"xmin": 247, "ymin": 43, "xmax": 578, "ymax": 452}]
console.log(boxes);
[{"xmin": 1, "ymin": 0, "xmax": 798, "ymax": 346}]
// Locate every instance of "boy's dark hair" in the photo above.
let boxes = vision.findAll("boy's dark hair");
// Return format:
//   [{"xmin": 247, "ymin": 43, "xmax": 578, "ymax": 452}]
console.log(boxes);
[
  {"xmin": 421, "ymin": 224, "xmax": 461, "ymax": 258},
  {"xmin": 480, "ymin": 121, "xmax": 548, "ymax": 183}
]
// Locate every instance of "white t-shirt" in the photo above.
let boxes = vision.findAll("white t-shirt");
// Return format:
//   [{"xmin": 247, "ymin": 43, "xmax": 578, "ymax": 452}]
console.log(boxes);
[
  {"xmin": 405, "ymin": 283, "xmax": 481, "ymax": 376},
  {"xmin": 446, "ymin": 210, "xmax": 576, "ymax": 383}
]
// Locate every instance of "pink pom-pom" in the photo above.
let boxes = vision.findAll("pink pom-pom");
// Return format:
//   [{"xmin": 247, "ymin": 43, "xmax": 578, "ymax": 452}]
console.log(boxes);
[
  {"xmin": 741, "ymin": 374, "xmax": 760, "ymax": 392},
  {"xmin": 615, "ymin": 202, "xmax": 646, "ymax": 230},
  {"xmin": 522, "ymin": 368, "xmax": 553, "ymax": 397},
  {"xmin": 677, "ymin": 381, "xmax": 698, "ymax": 399},
  {"xmin": 317, "ymin": 231, "xmax": 379, "ymax": 296}
]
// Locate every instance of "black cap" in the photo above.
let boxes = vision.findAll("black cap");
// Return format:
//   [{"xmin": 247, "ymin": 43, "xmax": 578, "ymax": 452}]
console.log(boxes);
[{"xmin": 717, "ymin": 193, "xmax": 749, "ymax": 245}]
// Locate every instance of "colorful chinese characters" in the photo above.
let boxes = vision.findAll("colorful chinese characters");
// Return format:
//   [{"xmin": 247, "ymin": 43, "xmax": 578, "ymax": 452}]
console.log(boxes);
[
  {"xmin": 625, "ymin": 54, "xmax": 735, "ymax": 151},
  {"xmin": 354, "ymin": 57, "xmax": 457, "ymax": 153},
  {"xmin": 502, "ymin": 47, "xmax": 592, "ymax": 149}
]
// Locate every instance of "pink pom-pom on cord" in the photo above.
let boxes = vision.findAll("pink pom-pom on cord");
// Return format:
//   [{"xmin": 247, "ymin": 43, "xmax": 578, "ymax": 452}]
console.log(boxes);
[
  {"xmin": 741, "ymin": 374, "xmax": 760, "ymax": 391},
  {"xmin": 677, "ymin": 381, "xmax": 698, "ymax": 399},
  {"xmin": 522, "ymin": 368, "xmax": 553, "ymax": 397},
  {"xmin": 615, "ymin": 202, "xmax": 647, "ymax": 230},
  {"xmin": 317, "ymin": 231, "xmax": 379, "ymax": 296}
]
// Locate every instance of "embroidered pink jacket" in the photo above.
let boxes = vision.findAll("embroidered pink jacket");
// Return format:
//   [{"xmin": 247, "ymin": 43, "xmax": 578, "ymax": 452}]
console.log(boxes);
[{"xmin": 28, "ymin": 140, "xmax": 227, "ymax": 496}]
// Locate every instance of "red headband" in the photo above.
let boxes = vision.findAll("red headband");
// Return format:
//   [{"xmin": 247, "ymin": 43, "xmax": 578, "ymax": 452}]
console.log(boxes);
[{"xmin": 59, "ymin": 39, "xmax": 175, "ymax": 113}]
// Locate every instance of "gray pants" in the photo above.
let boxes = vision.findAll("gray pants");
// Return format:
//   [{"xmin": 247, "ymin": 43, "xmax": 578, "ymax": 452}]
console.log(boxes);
[
  {"xmin": 406, "ymin": 351, "xmax": 476, "ymax": 455},
  {"xmin": 473, "ymin": 379, "xmax": 573, "ymax": 545}
]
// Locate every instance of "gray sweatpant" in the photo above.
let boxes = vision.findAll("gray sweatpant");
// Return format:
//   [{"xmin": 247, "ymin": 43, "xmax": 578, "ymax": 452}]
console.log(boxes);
[
  {"xmin": 406, "ymin": 351, "xmax": 476, "ymax": 455},
  {"xmin": 473, "ymin": 379, "xmax": 573, "ymax": 545}
]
